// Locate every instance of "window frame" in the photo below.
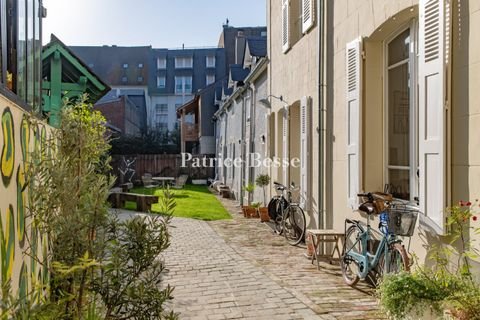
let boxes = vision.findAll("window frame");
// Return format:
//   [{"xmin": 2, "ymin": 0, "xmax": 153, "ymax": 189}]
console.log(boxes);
[
  {"xmin": 383, "ymin": 20, "xmax": 419, "ymax": 203},
  {"xmin": 157, "ymin": 57, "xmax": 166, "ymax": 69},
  {"xmin": 206, "ymin": 74, "xmax": 215, "ymax": 85},
  {"xmin": 175, "ymin": 56, "xmax": 193, "ymax": 69},
  {"xmin": 206, "ymin": 55, "xmax": 215, "ymax": 68},
  {"xmin": 156, "ymin": 76, "xmax": 166, "ymax": 89}
]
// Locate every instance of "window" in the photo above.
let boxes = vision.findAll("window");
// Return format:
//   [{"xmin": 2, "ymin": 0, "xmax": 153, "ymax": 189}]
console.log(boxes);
[
  {"xmin": 156, "ymin": 76, "xmax": 165, "ymax": 88},
  {"xmin": 282, "ymin": 0, "xmax": 314, "ymax": 53},
  {"xmin": 2, "ymin": 0, "xmax": 42, "ymax": 107},
  {"xmin": 157, "ymin": 57, "xmax": 166, "ymax": 69},
  {"xmin": 206, "ymin": 55, "xmax": 215, "ymax": 68},
  {"xmin": 155, "ymin": 115, "xmax": 168, "ymax": 131},
  {"xmin": 137, "ymin": 76, "xmax": 143, "ymax": 82},
  {"xmin": 385, "ymin": 27, "xmax": 417, "ymax": 202},
  {"xmin": 121, "ymin": 76, "xmax": 127, "ymax": 83},
  {"xmin": 156, "ymin": 103, "xmax": 168, "ymax": 113},
  {"xmin": 175, "ymin": 103, "xmax": 182, "ymax": 110},
  {"xmin": 155, "ymin": 104, "xmax": 168, "ymax": 131},
  {"xmin": 175, "ymin": 76, "xmax": 192, "ymax": 94},
  {"xmin": 206, "ymin": 74, "xmax": 215, "ymax": 85},
  {"xmin": 138, "ymin": 63, "xmax": 143, "ymax": 68},
  {"xmin": 175, "ymin": 57, "xmax": 193, "ymax": 68},
  {"xmin": 123, "ymin": 63, "xmax": 128, "ymax": 68},
  {"xmin": 261, "ymin": 31, "xmax": 267, "ymax": 37}
]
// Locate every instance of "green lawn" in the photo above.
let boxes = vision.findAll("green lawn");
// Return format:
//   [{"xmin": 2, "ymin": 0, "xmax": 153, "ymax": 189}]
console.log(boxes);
[{"xmin": 125, "ymin": 184, "xmax": 231, "ymax": 221}]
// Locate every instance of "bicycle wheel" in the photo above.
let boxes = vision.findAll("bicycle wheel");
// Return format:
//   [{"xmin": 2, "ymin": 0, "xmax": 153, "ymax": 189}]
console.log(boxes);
[
  {"xmin": 386, "ymin": 243, "xmax": 410, "ymax": 273},
  {"xmin": 283, "ymin": 205, "xmax": 306, "ymax": 246},
  {"xmin": 341, "ymin": 225, "xmax": 364, "ymax": 286},
  {"xmin": 272, "ymin": 198, "xmax": 287, "ymax": 235}
]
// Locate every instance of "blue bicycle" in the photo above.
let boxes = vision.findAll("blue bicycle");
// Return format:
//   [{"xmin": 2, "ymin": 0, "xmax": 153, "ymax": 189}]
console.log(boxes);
[{"xmin": 341, "ymin": 192, "xmax": 418, "ymax": 286}]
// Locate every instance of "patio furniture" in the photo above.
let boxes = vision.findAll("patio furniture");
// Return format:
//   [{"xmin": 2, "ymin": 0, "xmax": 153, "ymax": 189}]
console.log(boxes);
[
  {"xmin": 120, "ymin": 182, "xmax": 133, "ymax": 192},
  {"xmin": 109, "ymin": 192, "xmax": 159, "ymax": 212},
  {"xmin": 142, "ymin": 173, "xmax": 159, "ymax": 188},
  {"xmin": 171, "ymin": 175, "xmax": 188, "ymax": 189},
  {"xmin": 152, "ymin": 176, "xmax": 175, "ymax": 188},
  {"xmin": 307, "ymin": 229, "xmax": 344, "ymax": 269}
]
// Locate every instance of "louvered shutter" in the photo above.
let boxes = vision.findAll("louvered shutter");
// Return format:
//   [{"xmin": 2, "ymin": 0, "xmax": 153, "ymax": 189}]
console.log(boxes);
[
  {"xmin": 346, "ymin": 38, "xmax": 362, "ymax": 209},
  {"xmin": 302, "ymin": 0, "xmax": 314, "ymax": 33},
  {"xmin": 300, "ymin": 96, "xmax": 311, "ymax": 210},
  {"xmin": 419, "ymin": 0, "xmax": 450, "ymax": 234},
  {"xmin": 282, "ymin": 109, "xmax": 289, "ymax": 184},
  {"xmin": 282, "ymin": 0, "xmax": 290, "ymax": 53}
]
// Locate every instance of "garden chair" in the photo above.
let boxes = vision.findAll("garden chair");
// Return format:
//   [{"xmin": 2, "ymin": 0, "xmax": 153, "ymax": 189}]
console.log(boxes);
[
  {"xmin": 141, "ymin": 173, "xmax": 159, "ymax": 188},
  {"xmin": 172, "ymin": 175, "xmax": 188, "ymax": 189}
]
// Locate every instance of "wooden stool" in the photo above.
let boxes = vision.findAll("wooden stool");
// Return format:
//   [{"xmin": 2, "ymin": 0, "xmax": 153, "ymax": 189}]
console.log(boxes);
[{"xmin": 307, "ymin": 229, "xmax": 344, "ymax": 269}]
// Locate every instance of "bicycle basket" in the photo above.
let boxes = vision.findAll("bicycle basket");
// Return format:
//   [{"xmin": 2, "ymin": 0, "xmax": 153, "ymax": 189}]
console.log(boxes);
[{"xmin": 387, "ymin": 205, "xmax": 419, "ymax": 237}]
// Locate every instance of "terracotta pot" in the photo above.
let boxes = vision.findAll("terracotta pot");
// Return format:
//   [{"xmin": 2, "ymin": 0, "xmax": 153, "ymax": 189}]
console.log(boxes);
[
  {"xmin": 245, "ymin": 207, "xmax": 257, "ymax": 218},
  {"xmin": 259, "ymin": 207, "xmax": 269, "ymax": 222}
]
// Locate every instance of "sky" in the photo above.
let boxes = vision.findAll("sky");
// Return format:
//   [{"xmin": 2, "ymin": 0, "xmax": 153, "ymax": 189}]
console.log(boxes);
[{"xmin": 42, "ymin": 0, "xmax": 267, "ymax": 48}]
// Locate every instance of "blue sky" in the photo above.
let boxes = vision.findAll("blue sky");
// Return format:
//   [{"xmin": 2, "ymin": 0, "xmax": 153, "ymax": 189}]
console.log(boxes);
[{"xmin": 42, "ymin": 0, "xmax": 267, "ymax": 48}]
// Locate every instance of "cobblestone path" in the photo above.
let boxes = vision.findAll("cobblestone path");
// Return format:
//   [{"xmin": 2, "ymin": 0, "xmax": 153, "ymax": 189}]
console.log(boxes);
[{"xmin": 162, "ymin": 195, "xmax": 384, "ymax": 320}]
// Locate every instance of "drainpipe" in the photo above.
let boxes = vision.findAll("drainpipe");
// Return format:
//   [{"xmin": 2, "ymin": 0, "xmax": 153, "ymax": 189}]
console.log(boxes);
[{"xmin": 317, "ymin": 0, "xmax": 326, "ymax": 229}]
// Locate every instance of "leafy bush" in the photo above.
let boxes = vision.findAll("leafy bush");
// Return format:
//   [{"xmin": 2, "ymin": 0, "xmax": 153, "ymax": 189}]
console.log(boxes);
[
  {"xmin": 255, "ymin": 174, "xmax": 270, "ymax": 206},
  {"xmin": 3, "ymin": 97, "xmax": 178, "ymax": 319},
  {"xmin": 377, "ymin": 200, "xmax": 480, "ymax": 319}
]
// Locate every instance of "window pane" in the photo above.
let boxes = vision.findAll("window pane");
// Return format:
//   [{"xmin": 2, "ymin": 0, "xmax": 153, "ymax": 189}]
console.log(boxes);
[
  {"xmin": 388, "ymin": 63, "xmax": 409, "ymax": 167},
  {"xmin": 26, "ymin": 0, "xmax": 34, "ymax": 106},
  {"xmin": 175, "ymin": 78, "xmax": 182, "ymax": 93},
  {"xmin": 388, "ymin": 29, "xmax": 410, "ymax": 66},
  {"xmin": 184, "ymin": 77, "xmax": 192, "ymax": 93},
  {"xmin": 17, "ymin": 0, "xmax": 27, "ymax": 100},
  {"xmin": 388, "ymin": 169, "xmax": 410, "ymax": 200}
]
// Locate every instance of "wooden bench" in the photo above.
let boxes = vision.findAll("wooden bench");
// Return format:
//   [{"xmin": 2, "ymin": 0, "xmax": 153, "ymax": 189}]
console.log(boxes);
[
  {"xmin": 109, "ymin": 192, "xmax": 159, "ymax": 212},
  {"xmin": 307, "ymin": 229, "xmax": 344, "ymax": 269}
]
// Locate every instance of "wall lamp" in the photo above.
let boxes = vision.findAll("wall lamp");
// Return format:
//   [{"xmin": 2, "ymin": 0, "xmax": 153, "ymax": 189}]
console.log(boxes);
[{"xmin": 259, "ymin": 94, "xmax": 289, "ymax": 108}]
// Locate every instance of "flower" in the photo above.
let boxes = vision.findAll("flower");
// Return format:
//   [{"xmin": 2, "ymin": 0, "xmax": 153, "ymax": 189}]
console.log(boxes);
[
  {"xmin": 473, "ymin": 216, "xmax": 478, "ymax": 222},
  {"xmin": 466, "ymin": 201, "xmax": 472, "ymax": 206}
]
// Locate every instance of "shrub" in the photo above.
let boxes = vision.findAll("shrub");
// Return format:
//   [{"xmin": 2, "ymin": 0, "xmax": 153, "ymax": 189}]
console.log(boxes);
[{"xmin": 377, "ymin": 200, "xmax": 480, "ymax": 319}]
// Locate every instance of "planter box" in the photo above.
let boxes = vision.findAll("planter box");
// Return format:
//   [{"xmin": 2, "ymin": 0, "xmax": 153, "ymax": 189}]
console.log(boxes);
[{"xmin": 259, "ymin": 207, "xmax": 269, "ymax": 222}]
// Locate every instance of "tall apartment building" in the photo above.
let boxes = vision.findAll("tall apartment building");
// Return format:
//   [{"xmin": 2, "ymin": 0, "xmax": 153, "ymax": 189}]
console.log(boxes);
[{"xmin": 148, "ymin": 47, "xmax": 226, "ymax": 132}]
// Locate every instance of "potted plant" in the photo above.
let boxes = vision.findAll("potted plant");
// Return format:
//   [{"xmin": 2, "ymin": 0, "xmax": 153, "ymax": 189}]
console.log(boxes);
[
  {"xmin": 242, "ymin": 183, "xmax": 256, "ymax": 218},
  {"xmin": 251, "ymin": 202, "xmax": 261, "ymax": 218},
  {"xmin": 255, "ymin": 174, "xmax": 271, "ymax": 222},
  {"xmin": 377, "ymin": 200, "xmax": 480, "ymax": 319}
]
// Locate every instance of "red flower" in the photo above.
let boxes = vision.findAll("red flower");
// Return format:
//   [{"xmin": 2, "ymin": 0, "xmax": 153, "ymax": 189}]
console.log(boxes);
[
  {"xmin": 473, "ymin": 216, "xmax": 478, "ymax": 222},
  {"xmin": 466, "ymin": 201, "xmax": 472, "ymax": 206},
  {"xmin": 459, "ymin": 200, "xmax": 465, "ymax": 206}
]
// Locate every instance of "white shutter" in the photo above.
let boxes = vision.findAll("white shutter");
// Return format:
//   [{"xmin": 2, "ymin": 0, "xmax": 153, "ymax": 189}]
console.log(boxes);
[
  {"xmin": 346, "ymin": 38, "xmax": 362, "ymax": 209},
  {"xmin": 419, "ymin": 0, "xmax": 450, "ymax": 234},
  {"xmin": 282, "ymin": 109, "xmax": 289, "ymax": 184},
  {"xmin": 282, "ymin": 0, "xmax": 290, "ymax": 53},
  {"xmin": 300, "ymin": 96, "xmax": 311, "ymax": 210},
  {"xmin": 302, "ymin": 0, "xmax": 314, "ymax": 34}
]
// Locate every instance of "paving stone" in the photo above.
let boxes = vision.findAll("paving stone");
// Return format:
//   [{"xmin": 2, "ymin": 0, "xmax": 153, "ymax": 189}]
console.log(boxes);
[{"xmin": 132, "ymin": 190, "xmax": 387, "ymax": 320}]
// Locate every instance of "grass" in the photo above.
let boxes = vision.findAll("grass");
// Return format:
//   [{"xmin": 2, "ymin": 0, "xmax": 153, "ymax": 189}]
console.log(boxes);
[{"xmin": 124, "ymin": 184, "xmax": 232, "ymax": 221}]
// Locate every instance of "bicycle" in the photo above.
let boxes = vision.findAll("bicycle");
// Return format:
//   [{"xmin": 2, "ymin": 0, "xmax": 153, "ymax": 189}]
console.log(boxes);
[
  {"xmin": 267, "ymin": 182, "xmax": 306, "ymax": 246},
  {"xmin": 340, "ymin": 192, "xmax": 418, "ymax": 286}
]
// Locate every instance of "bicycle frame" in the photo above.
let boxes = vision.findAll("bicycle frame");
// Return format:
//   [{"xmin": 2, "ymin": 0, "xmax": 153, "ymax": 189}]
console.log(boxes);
[{"xmin": 344, "ymin": 214, "xmax": 397, "ymax": 280}]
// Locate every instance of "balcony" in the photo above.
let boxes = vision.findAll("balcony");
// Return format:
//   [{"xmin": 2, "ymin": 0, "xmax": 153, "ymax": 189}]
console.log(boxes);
[{"xmin": 182, "ymin": 123, "xmax": 199, "ymax": 141}]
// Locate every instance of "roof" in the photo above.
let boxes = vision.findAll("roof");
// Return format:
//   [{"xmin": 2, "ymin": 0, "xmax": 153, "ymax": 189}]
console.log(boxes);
[
  {"xmin": 70, "ymin": 44, "xmax": 151, "ymax": 86},
  {"xmin": 229, "ymin": 64, "xmax": 250, "ymax": 82},
  {"xmin": 42, "ymin": 35, "xmax": 110, "ymax": 104},
  {"xmin": 246, "ymin": 37, "xmax": 267, "ymax": 57}
]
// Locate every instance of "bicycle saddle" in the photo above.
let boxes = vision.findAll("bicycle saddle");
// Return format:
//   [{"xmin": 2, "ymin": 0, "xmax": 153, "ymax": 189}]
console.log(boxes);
[{"xmin": 359, "ymin": 202, "xmax": 376, "ymax": 215}]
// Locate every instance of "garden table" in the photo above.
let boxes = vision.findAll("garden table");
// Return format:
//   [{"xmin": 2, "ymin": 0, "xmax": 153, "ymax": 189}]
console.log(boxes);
[
  {"xmin": 308, "ymin": 229, "xmax": 344, "ymax": 269},
  {"xmin": 152, "ymin": 176, "xmax": 175, "ymax": 188}
]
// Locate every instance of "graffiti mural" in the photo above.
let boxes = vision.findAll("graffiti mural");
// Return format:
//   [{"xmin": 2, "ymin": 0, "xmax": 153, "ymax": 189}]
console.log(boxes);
[
  {"xmin": 0, "ymin": 94, "xmax": 49, "ymax": 306},
  {"xmin": 1, "ymin": 108, "xmax": 15, "ymax": 187}
]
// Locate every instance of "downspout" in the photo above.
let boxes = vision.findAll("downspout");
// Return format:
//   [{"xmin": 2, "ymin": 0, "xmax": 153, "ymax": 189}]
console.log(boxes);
[
  {"xmin": 240, "ymin": 93, "xmax": 246, "ymax": 206},
  {"xmin": 317, "ymin": 0, "xmax": 325, "ymax": 229}
]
